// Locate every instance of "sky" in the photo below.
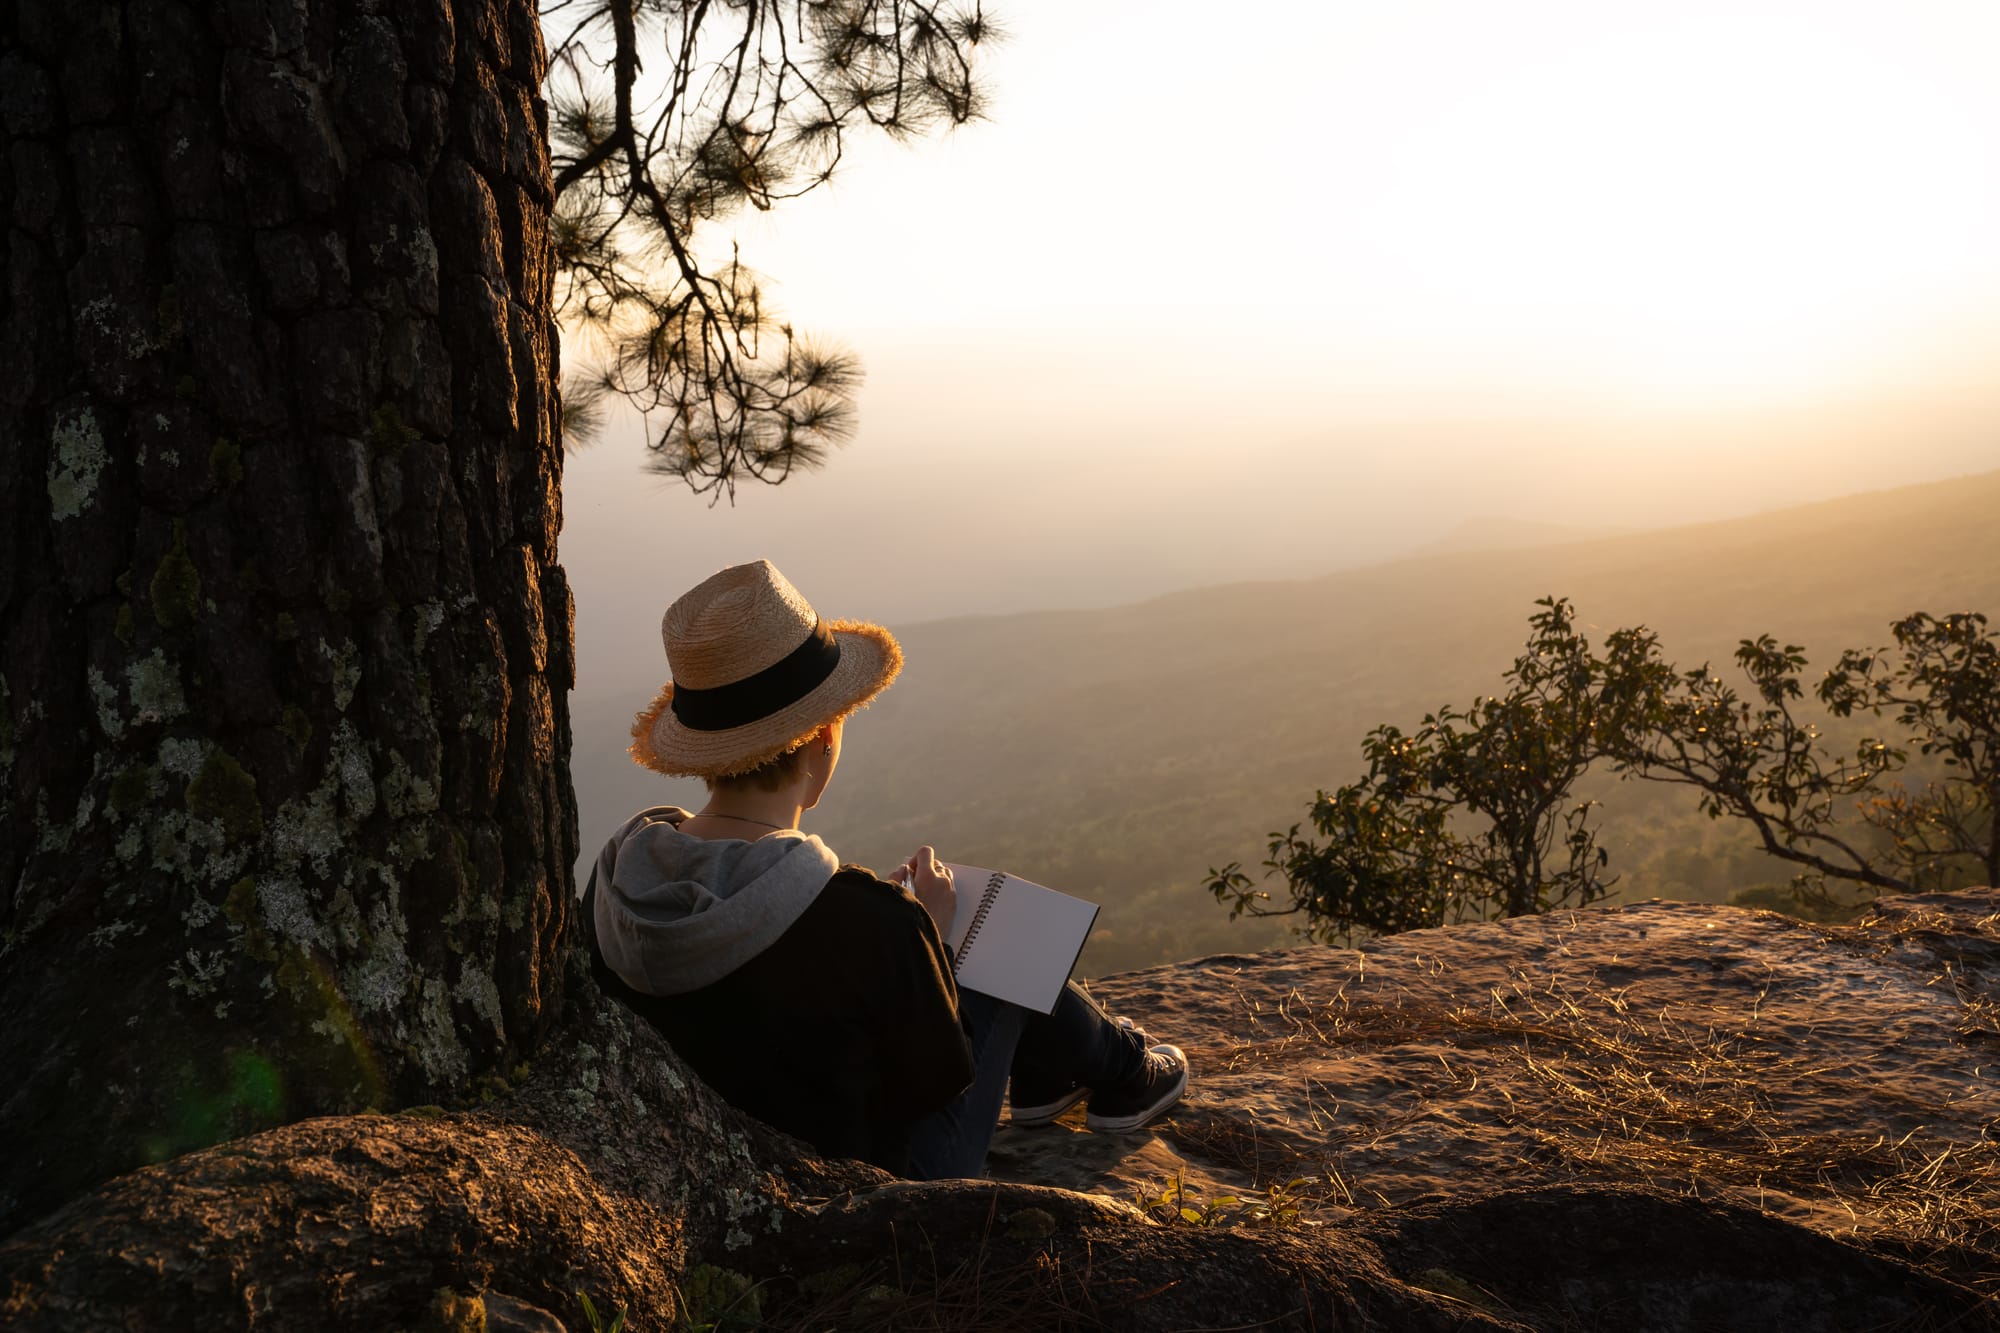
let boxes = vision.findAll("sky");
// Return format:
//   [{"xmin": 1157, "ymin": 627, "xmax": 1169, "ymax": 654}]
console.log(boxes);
[{"xmin": 560, "ymin": 0, "xmax": 2000, "ymax": 682}]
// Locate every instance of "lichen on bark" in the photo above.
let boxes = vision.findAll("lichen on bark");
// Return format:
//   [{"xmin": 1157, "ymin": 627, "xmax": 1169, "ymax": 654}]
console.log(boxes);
[
  {"xmin": 0, "ymin": 0, "xmax": 578, "ymax": 1229},
  {"xmin": 46, "ymin": 405, "xmax": 107, "ymax": 521}
]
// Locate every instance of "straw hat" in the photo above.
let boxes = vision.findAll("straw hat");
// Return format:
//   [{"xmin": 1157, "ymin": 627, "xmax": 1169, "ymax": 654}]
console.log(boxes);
[{"xmin": 629, "ymin": 560, "xmax": 903, "ymax": 778}]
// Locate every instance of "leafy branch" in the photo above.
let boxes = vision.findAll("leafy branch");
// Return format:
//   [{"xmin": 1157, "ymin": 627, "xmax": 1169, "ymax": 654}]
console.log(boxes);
[
  {"xmin": 1822, "ymin": 612, "xmax": 2000, "ymax": 890},
  {"xmin": 1216, "ymin": 602, "xmax": 2000, "ymax": 943},
  {"xmin": 1211, "ymin": 599, "xmax": 1618, "ymax": 943},
  {"xmin": 543, "ymin": 0, "xmax": 995, "ymax": 497},
  {"xmin": 1600, "ymin": 630, "xmax": 1909, "ymax": 900}
]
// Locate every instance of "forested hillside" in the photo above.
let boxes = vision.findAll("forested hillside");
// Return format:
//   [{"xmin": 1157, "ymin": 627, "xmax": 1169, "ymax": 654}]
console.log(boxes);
[{"xmin": 572, "ymin": 470, "xmax": 2000, "ymax": 973}]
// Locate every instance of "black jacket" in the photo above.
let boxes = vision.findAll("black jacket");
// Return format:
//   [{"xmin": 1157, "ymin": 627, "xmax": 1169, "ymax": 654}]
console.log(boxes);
[{"xmin": 585, "ymin": 865, "xmax": 975, "ymax": 1174}]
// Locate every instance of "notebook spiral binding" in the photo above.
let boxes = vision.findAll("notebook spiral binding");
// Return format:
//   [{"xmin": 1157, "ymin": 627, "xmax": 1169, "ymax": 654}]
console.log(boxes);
[{"xmin": 953, "ymin": 870, "xmax": 1007, "ymax": 970}]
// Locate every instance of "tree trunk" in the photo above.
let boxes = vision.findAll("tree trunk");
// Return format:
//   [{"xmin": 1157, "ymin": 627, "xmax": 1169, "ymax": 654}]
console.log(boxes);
[{"xmin": 0, "ymin": 0, "xmax": 575, "ymax": 1232}]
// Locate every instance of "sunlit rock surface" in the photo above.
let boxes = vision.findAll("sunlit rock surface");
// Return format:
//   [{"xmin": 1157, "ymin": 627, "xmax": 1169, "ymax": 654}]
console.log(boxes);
[
  {"xmin": 8, "ymin": 894, "xmax": 1994, "ymax": 1330},
  {"xmin": 990, "ymin": 890, "xmax": 2000, "ymax": 1294}
]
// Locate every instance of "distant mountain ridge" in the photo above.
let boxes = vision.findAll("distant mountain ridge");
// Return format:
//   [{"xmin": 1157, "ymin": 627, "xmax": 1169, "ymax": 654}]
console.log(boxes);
[
  {"xmin": 570, "ymin": 469, "xmax": 2000, "ymax": 973},
  {"xmin": 1400, "ymin": 514, "xmax": 1634, "ymax": 558}
]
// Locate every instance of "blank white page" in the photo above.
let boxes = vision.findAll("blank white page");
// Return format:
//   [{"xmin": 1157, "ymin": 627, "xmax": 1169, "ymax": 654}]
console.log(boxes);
[{"xmin": 944, "ymin": 864, "xmax": 1099, "ymax": 1014}]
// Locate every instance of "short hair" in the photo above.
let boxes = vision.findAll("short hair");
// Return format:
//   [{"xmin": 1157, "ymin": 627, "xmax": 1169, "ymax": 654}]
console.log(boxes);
[{"xmin": 705, "ymin": 742, "xmax": 810, "ymax": 794}]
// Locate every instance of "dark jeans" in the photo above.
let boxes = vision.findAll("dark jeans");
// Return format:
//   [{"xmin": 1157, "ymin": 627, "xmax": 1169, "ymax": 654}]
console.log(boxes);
[{"xmin": 906, "ymin": 979, "xmax": 1148, "ymax": 1180}]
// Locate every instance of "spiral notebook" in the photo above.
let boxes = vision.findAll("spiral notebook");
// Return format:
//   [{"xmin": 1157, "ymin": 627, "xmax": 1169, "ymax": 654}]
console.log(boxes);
[{"xmin": 942, "ymin": 864, "xmax": 1100, "ymax": 1015}]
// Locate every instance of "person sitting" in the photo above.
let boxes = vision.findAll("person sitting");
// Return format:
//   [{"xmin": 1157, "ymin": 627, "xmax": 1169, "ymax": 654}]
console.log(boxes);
[{"xmin": 578, "ymin": 560, "xmax": 1188, "ymax": 1179}]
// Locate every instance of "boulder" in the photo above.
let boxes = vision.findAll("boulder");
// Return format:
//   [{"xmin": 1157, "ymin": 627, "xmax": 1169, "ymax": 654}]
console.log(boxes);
[
  {"xmin": 6, "ymin": 892, "xmax": 1995, "ymax": 1330},
  {"xmin": 991, "ymin": 889, "xmax": 2000, "ymax": 1319}
]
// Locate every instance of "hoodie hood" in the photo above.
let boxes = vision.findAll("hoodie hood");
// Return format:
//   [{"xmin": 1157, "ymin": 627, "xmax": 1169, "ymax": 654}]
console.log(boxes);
[{"xmin": 589, "ymin": 805, "xmax": 842, "ymax": 996}]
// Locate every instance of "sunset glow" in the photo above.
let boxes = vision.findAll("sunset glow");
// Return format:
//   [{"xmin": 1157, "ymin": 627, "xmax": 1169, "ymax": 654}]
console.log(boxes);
[
  {"xmin": 566, "ymin": 0, "xmax": 2000, "ymax": 637},
  {"xmin": 724, "ymin": 0, "xmax": 2000, "ymax": 409}
]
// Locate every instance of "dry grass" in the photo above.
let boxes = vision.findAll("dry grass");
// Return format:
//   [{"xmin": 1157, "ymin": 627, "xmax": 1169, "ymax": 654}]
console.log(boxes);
[
  {"xmin": 1160, "ymin": 1108, "xmax": 1315, "ymax": 1186},
  {"xmin": 1182, "ymin": 963, "xmax": 2000, "ymax": 1295},
  {"xmin": 1499, "ymin": 1003, "xmax": 2000, "ymax": 1293},
  {"xmin": 1156, "ymin": 1112, "xmax": 1374, "ymax": 1221}
]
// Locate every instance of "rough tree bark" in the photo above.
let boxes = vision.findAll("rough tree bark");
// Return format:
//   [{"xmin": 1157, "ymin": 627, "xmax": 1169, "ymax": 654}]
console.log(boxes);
[{"xmin": 0, "ymin": 0, "xmax": 575, "ymax": 1230}]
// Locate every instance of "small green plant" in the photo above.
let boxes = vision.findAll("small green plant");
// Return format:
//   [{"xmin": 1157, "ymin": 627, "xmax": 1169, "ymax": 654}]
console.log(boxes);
[
  {"xmin": 575, "ymin": 1287, "xmax": 625, "ymax": 1333},
  {"xmin": 1133, "ymin": 1167, "xmax": 1315, "ymax": 1228}
]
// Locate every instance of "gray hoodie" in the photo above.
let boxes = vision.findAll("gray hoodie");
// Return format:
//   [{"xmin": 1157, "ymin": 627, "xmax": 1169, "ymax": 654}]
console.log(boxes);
[{"xmin": 588, "ymin": 805, "xmax": 843, "ymax": 996}]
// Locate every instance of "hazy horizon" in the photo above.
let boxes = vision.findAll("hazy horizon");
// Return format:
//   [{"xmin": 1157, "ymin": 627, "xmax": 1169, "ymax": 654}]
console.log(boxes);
[
  {"xmin": 565, "ymin": 469, "xmax": 2000, "ymax": 974},
  {"xmin": 561, "ymin": 0, "xmax": 2000, "ymax": 666},
  {"xmin": 564, "ymin": 377, "xmax": 2000, "ymax": 621}
]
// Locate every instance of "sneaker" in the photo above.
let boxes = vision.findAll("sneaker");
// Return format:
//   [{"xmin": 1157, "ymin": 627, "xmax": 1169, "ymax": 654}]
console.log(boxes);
[
  {"xmin": 1008, "ymin": 1016, "xmax": 1148, "ymax": 1127},
  {"xmin": 1085, "ymin": 1044, "xmax": 1188, "ymax": 1133},
  {"xmin": 1007, "ymin": 1079, "xmax": 1088, "ymax": 1127}
]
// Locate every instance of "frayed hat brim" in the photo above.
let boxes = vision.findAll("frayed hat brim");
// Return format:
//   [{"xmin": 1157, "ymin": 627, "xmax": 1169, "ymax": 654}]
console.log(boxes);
[{"xmin": 629, "ymin": 619, "xmax": 902, "ymax": 779}]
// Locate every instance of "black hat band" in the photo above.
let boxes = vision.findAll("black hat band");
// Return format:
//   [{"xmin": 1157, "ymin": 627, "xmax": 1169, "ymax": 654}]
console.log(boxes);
[{"xmin": 668, "ymin": 621, "xmax": 844, "ymax": 732}]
